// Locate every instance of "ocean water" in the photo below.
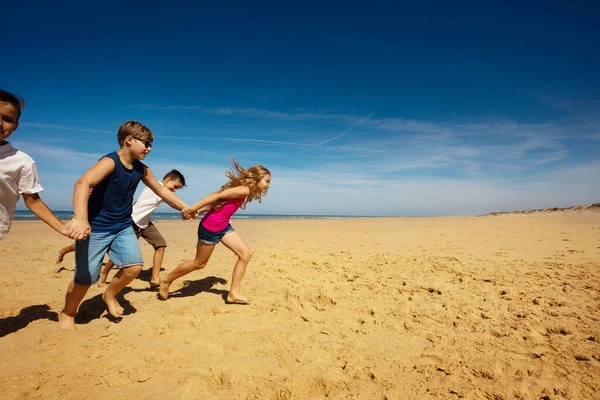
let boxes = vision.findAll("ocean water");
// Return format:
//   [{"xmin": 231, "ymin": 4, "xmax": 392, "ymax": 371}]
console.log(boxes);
[{"xmin": 13, "ymin": 210, "xmax": 384, "ymax": 221}]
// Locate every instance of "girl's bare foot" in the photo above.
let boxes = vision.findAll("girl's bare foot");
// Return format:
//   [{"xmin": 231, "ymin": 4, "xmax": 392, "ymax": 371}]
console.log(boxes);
[
  {"xmin": 149, "ymin": 279, "xmax": 160, "ymax": 289},
  {"xmin": 58, "ymin": 311, "xmax": 76, "ymax": 330},
  {"xmin": 158, "ymin": 277, "xmax": 170, "ymax": 300},
  {"xmin": 102, "ymin": 293, "xmax": 124, "ymax": 317},
  {"xmin": 226, "ymin": 292, "xmax": 250, "ymax": 304}
]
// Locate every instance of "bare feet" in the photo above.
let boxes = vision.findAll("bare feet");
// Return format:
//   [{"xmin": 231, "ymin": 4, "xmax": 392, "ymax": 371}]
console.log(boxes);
[
  {"xmin": 158, "ymin": 277, "xmax": 170, "ymax": 300},
  {"xmin": 98, "ymin": 271, "xmax": 109, "ymax": 287},
  {"xmin": 226, "ymin": 292, "xmax": 250, "ymax": 305},
  {"xmin": 149, "ymin": 279, "xmax": 160, "ymax": 289},
  {"xmin": 102, "ymin": 293, "xmax": 124, "ymax": 318},
  {"xmin": 58, "ymin": 311, "xmax": 76, "ymax": 330},
  {"xmin": 56, "ymin": 251, "xmax": 66, "ymax": 264}
]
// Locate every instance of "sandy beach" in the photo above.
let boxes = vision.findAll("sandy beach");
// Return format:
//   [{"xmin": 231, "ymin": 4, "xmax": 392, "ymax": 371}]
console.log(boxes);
[{"xmin": 1, "ymin": 213, "xmax": 599, "ymax": 399}]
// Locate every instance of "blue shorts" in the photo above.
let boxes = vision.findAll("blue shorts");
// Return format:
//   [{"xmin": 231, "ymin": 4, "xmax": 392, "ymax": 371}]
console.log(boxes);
[
  {"xmin": 74, "ymin": 225, "xmax": 143, "ymax": 285},
  {"xmin": 197, "ymin": 223, "xmax": 234, "ymax": 245}
]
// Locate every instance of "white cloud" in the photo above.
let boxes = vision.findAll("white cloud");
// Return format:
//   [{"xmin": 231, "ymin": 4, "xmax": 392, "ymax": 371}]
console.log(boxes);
[{"xmin": 12, "ymin": 104, "xmax": 600, "ymax": 215}]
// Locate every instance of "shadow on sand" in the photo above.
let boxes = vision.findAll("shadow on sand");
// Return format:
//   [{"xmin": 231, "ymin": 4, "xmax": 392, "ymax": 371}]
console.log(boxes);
[
  {"xmin": 75, "ymin": 287, "xmax": 137, "ymax": 324},
  {"xmin": 168, "ymin": 276, "xmax": 228, "ymax": 299},
  {"xmin": 0, "ymin": 305, "xmax": 58, "ymax": 338}
]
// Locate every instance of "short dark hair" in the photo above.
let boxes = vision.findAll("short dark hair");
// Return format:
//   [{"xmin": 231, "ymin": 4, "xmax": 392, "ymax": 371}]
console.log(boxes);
[
  {"xmin": 163, "ymin": 169, "xmax": 186, "ymax": 187},
  {"xmin": 0, "ymin": 89, "xmax": 26, "ymax": 120},
  {"xmin": 117, "ymin": 120, "xmax": 153, "ymax": 147}
]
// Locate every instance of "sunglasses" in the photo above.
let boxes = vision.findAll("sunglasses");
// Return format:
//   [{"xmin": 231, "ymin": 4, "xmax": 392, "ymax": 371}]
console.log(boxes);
[{"xmin": 131, "ymin": 136, "xmax": 152, "ymax": 149}]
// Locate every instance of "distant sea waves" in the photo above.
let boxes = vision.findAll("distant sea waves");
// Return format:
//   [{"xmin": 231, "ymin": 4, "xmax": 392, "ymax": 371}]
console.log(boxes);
[{"xmin": 13, "ymin": 210, "xmax": 381, "ymax": 221}]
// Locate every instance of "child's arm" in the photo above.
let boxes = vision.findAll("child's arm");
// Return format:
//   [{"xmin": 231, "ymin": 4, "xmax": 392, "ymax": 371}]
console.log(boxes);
[
  {"xmin": 22, "ymin": 193, "xmax": 70, "ymax": 236},
  {"xmin": 142, "ymin": 167, "xmax": 188, "ymax": 211},
  {"xmin": 190, "ymin": 205, "xmax": 212, "ymax": 219},
  {"xmin": 68, "ymin": 157, "xmax": 116, "ymax": 240},
  {"xmin": 182, "ymin": 186, "xmax": 250, "ymax": 218}
]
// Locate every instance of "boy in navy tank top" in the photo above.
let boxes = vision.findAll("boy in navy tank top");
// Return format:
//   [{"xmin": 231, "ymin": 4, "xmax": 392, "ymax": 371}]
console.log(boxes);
[{"xmin": 59, "ymin": 121, "xmax": 189, "ymax": 330}]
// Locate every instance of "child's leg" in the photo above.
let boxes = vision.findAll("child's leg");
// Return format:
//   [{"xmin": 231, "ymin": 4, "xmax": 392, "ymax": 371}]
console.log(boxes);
[
  {"xmin": 56, "ymin": 243, "xmax": 76, "ymax": 264},
  {"xmin": 104, "ymin": 226, "xmax": 144, "ymax": 317},
  {"xmin": 150, "ymin": 247, "xmax": 166, "ymax": 286},
  {"xmin": 102, "ymin": 265, "xmax": 142, "ymax": 317},
  {"xmin": 59, "ymin": 233, "xmax": 111, "ymax": 330},
  {"xmin": 139, "ymin": 223, "xmax": 167, "ymax": 287},
  {"xmin": 159, "ymin": 242, "xmax": 215, "ymax": 300},
  {"xmin": 98, "ymin": 258, "xmax": 115, "ymax": 287},
  {"xmin": 220, "ymin": 231, "xmax": 252, "ymax": 304},
  {"xmin": 59, "ymin": 280, "xmax": 91, "ymax": 330}
]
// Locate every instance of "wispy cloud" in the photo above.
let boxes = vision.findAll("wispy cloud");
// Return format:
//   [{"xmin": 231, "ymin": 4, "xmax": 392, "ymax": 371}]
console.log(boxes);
[
  {"xmin": 20, "ymin": 123, "xmax": 114, "ymax": 134},
  {"xmin": 164, "ymin": 135, "xmax": 313, "ymax": 148},
  {"xmin": 13, "ymin": 134, "xmax": 599, "ymax": 216},
  {"xmin": 20, "ymin": 121, "xmax": 385, "ymax": 153},
  {"xmin": 14, "ymin": 141, "xmax": 104, "ymax": 163},
  {"xmin": 18, "ymin": 105, "xmax": 600, "ymax": 181},
  {"xmin": 132, "ymin": 104, "xmax": 359, "ymax": 124},
  {"xmin": 130, "ymin": 103, "xmax": 600, "ymax": 143},
  {"xmin": 308, "ymin": 111, "xmax": 376, "ymax": 150}
]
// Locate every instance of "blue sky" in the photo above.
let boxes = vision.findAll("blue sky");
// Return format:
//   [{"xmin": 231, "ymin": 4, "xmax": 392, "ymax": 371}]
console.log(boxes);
[{"xmin": 5, "ymin": 1, "xmax": 600, "ymax": 216}]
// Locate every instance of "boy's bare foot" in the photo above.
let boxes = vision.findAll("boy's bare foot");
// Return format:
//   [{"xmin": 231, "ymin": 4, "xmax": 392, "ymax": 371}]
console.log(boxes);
[
  {"xmin": 58, "ymin": 311, "xmax": 76, "ymax": 330},
  {"xmin": 149, "ymin": 279, "xmax": 160, "ymax": 289},
  {"xmin": 98, "ymin": 271, "xmax": 109, "ymax": 287},
  {"xmin": 56, "ymin": 252, "xmax": 66, "ymax": 264},
  {"xmin": 226, "ymin": 292, "xmax": 250, "ymax": 305},
  {"xmin": 158, "ymin": 277, "xmax": 170, "ymax": 300},
  {"xmin": 102, "ymin": 293, "xmax": 124, "ymax": 317}
]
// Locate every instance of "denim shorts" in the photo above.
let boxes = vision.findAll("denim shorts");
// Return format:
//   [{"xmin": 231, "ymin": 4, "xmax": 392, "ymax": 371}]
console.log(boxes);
[
  {"xmin": 74, "ymin": 225, "xmax": 143, "ymax": 285},
  {"xmin": 197, "ymin": 223, "xmax": 234, "ymax": 245}
]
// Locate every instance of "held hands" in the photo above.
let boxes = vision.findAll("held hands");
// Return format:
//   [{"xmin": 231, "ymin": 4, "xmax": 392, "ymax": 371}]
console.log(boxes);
[
  {"xmin": 181, "ymin": 206, "xmax": 196, "ymax": 220},
  {"xmin": 67, "ymin": 218, "xmax": 91, "ymax": 240},
  {"xmin": 59, "ymin": 220, "xmax": 72, "ymax": 237}
]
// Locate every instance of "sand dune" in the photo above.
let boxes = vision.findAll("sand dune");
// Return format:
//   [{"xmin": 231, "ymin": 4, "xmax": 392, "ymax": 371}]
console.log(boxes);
[
  {"xmin": 1, "ymin": 214, "xmax": 599, "ymax": 399},
  {"xmin": 481, "ymin": 202, "xmax": 600, "ymax": 216}
]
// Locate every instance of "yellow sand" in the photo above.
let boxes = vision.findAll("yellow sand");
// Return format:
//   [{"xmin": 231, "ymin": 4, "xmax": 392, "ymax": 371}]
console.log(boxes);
[{"xmin": 0, "ymin": 213, "xmax": 599, "ymax": 399}]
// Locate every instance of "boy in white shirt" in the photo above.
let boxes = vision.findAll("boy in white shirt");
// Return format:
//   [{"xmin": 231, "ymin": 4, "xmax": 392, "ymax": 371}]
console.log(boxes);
[
  {"xmin": 97, "ymin": 170, "xmax": 186, "ymax": 288},
  {"xmin": 0, "ymin": 89, "xmax": 70, "ymax": 240}
]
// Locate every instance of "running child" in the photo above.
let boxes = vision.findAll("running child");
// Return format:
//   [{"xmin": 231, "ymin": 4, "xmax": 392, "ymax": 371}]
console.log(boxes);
[
  {"xmin": 60, "ymin": 121, "xmax": 189, "ymax": 330},
  {"xmin": 99, "ymin": 169, "xmax": 187, "ymax": 288},
  {"xmin": 0, "ymin": 89, "xmax": 70, "ymax": 240},
  {"xmin": 159, "ymin": 159, "xmax": 271, "ymax": 304},
  {"xmin": 56, "ymin": 172, "xmax": 187, "ymax": 285}
]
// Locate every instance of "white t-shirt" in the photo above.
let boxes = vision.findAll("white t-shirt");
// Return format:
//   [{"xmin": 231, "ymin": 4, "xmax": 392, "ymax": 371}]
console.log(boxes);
[
  {"xmin": 0, "ymin": 142, "xmax": 44, "ymax": 240},
  {"xmin": 131, "ymin": 182, "xmax": 164, "ymax": 229}
]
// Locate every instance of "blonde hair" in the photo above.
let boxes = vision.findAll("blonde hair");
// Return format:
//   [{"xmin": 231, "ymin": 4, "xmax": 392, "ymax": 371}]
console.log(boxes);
[
  {"xmin": 214, "ymin": 159, "xmax": 271, "ymax": 210},
  {"xmin": 117, "ymin": 121, "xmax": 154, "ymax": 147}
]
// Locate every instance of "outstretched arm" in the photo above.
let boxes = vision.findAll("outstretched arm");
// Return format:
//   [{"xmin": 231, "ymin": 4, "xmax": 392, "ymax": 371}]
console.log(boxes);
[
  {"xmin": 23, "ymin": 193, "xmax": 69, "ymax": 236},
  {"xmin": 142, "ymin": 167, "xmax": 188, "ymax": 211},
  {"xmin": 189, "ymin": 205, "xmax": 212, "ymax": 219},
  {"xmin": 69, "ymin": 157, "xmax": 116, "ymax": 240},
  {"xmin": 182, "ymin": 186, "xmax": 250, "ymax": 219}
]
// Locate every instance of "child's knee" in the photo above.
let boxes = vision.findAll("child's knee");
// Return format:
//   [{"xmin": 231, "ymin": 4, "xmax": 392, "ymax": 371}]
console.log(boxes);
[
  {"xmin": 126, "ymin": 264, "xmax": 143, "ymax": 277},
  {"xmin": 239, "ymin": 248, "xmax": 252, "ymax": 262},
  {"xmin": 193, "ymin": 262, "xmax": 207, "ymax": 270}
]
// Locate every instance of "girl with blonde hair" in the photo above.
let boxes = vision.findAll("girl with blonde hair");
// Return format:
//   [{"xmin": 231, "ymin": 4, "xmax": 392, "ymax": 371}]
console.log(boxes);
[{"xmin": 159, "ymin": 159, "xmax": 271, "ymax": 304}]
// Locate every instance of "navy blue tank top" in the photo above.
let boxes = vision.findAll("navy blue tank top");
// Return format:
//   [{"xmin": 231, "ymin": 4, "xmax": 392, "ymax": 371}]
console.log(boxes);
[{"xmin": 88, "ymin": 152, "xmax": 146, "ymax": 232}]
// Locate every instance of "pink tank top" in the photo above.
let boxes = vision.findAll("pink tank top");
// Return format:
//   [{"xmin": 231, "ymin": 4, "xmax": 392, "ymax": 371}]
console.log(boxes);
[{"xmin": 201, "ymin": 198, "xmax": 245, "ymax": 232}]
